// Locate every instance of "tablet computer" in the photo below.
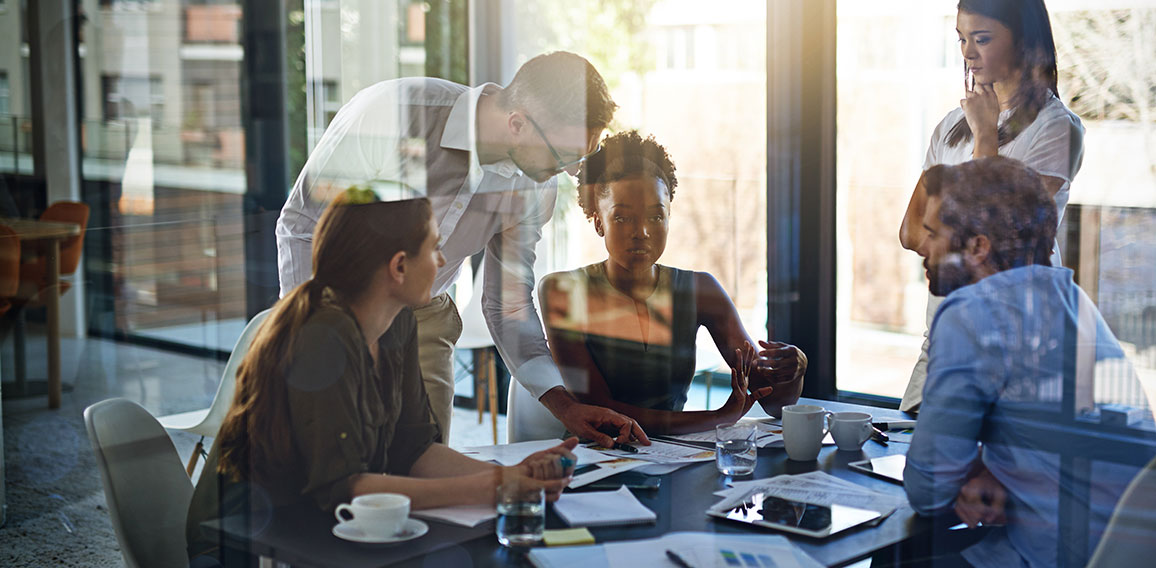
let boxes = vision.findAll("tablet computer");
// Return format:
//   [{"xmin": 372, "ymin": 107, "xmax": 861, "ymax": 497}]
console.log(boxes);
[
  {"xmin": 849, "ymin": 454, "xmax": 907, "ymax": 485},
  {"xmin": 707, "ymin": 492, "xmax": 881, "ymax": 538}
]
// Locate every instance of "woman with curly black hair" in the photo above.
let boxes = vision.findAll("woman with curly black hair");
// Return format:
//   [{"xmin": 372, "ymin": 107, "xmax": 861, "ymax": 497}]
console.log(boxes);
[{"xmin": 538, "ymin": 131, "xmax": 806, "ymax": 435}]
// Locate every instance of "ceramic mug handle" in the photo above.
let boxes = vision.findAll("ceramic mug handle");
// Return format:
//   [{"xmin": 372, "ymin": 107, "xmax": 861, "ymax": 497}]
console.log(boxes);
[
  {"xmin": 857, "ymin": 422, "xmax": 873, "ymax": 445},
  {"xmin": 822, "ymin": 411, "xmax": 835, "ymax": 436},
  {"xmin": 335, "ymin": 504, "xmax": 355, "ymax": 523}
]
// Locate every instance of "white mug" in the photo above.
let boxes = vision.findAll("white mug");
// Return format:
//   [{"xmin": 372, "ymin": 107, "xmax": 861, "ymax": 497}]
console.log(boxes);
[
  {"xmin": 830, "ymin": 412, "xmax": 873, "ymax": 451},
  {"xmin": 782, "ymin": 404, "xmax": 833, "ymax": 461},
  {"xmin": 334, "ymin": 493, "xmax": 410, "ymax": 539}
]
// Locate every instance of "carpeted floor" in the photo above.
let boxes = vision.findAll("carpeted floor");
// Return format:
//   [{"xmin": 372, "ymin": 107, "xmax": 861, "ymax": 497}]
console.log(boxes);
[{"xmin": 1, "ymin": 329, "xmax": 505, "ymax": 567}]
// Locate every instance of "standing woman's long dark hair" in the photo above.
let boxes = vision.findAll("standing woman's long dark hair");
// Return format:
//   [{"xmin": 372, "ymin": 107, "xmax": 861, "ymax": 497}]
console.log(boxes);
[
  {"xmin": 947, "ymin": 0, "xmax": 1059, "ymax": 147},
  {"xmin": 215, "ymin": 192, "xmax": 432, "ymax": 484}
]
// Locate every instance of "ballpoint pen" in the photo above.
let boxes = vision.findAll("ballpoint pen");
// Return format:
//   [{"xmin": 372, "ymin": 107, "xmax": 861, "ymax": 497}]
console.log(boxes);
[
  {"xmin": 870, "ymin": 425, "xmax": 889, "ymax": 446},
  {"xmin": 613, "ymin": 442, "xmax": 639, "ymax": 454},
  {"xmin": 872, "ymin": 420, "xmax": 916, "ymax": 431},
  {"xmin": 665, "ymin": 549, "xmax": 695, "ymax": 568}
]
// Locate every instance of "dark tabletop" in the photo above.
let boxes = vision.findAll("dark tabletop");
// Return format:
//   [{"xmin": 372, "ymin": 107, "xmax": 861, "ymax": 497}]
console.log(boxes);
[{"xmin": 203, "ymin": 398, "xmax": 925, "ymax": 567}]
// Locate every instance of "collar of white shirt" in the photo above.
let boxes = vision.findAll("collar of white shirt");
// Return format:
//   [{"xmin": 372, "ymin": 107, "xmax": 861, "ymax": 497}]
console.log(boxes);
[{"xmin": 440, "ymin": 83, "xmax": 521, "ymax": 181}]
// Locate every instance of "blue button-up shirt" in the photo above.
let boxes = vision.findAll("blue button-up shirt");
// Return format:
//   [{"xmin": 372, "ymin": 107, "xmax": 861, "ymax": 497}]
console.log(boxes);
[{"xmin": 905, "ymin": 265, "xmax": 1153, "ymax": 567}]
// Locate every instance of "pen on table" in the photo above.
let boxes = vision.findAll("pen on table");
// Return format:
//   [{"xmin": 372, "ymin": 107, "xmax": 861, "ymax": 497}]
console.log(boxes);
[
  {"xmin": 872, "ymin": 420, "xmax": 916, "ymax": 431},
  {"xmin": 613, "ymin": 442, "xmax": 639, "ymax": 454},
  {"xmin": 665, "ymin": 549, "xmax": 695, "ymax": 568},
  {"xmin": 870, "ymin": 425, "xmax": 889, "ymax": 446}
]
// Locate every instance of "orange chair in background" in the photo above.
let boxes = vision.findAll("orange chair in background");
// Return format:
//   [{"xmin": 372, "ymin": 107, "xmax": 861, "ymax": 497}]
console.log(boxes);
[
  {"xmin": 8, "ymin": 201, "xmax": 90, "ymax": 390},
  {"xmin": 0, "ymin": 225, "xmax": 20, "ymax": 317},
  {"xmin": 17, "ymin": 201, "xmax": 90, "ymax": 297}
]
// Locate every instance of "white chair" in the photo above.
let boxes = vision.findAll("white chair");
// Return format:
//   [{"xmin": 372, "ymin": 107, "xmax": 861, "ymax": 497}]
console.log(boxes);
[
  {"xmin": 507, "ymin": 380, "xmax": 566, "ymax": 443},
  {"xmin": 1086, "ymin": 456, "xmax": 1156, "ymax": 567},
  {"xmin": 84, "ymin": 398, "xmax": 194, "ymax": 568},
  {"xmin": 157, "ymin": 308, "xmax": 272, "ymax": 475},
  {"xmin": 456, "ymin": 271, "xmax": 502, "ymax": 443}
]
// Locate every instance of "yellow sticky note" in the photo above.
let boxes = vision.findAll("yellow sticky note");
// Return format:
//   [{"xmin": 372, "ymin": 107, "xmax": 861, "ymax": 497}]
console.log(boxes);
[{"xmin": 543, "ymin": 528, "xmax": 596, "ymax": 547}]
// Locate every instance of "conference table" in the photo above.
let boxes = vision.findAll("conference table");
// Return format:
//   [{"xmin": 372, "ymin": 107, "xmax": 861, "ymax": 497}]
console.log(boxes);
[
  {"xmin": 203, "ymin": 398, "xmax": 926, "ymax": 567},
  {"xmin": 1, "ymin": 217, "xmax": 81, "ymax": 409}
]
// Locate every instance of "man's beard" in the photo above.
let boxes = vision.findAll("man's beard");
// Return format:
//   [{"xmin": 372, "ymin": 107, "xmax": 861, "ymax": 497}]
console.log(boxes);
[{"xmin": 926, "ymin": 252, "xmax": 972, "ymax": 297}]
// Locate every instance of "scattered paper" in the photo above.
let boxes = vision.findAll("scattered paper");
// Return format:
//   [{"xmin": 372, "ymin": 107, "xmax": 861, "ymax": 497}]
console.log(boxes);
[
  {"xmin": 586, "ymin": 439, "xmax": 715, "ymax": 464},
  {"xmin": 460, "ymin": 439, "xmax": 615, "ymax": 467},
  {"xmin": 568, "ymin": 458, "xmax": 649, "ymax": 489},
  {"xmin": 662, "ymin": 420, "xmax": 803, "ymax": 449},
  {"xmin": 528, "ymin": 531, "xmax": 822, "ymax": 568},
  {"xmin": 411, "ymin": 504, "xmax": 495, "ymax": 528},
  {"xmin": 554, "ymin": 486, "xmax": 656, "ymax": 527}
]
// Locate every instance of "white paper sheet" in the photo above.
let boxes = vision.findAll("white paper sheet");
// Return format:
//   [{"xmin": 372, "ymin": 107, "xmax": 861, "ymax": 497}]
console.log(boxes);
[
  {"xmin": 411, "ymin": 504, "xmax": 495, "ymax": 527},
  {"xmin": 553, "ymin": 486, "xmax": 656, "ymax": 527},
  {"xmin": 586, "ymin": 439, "xmax": 715, "ymax": 464},
  {"xmin": 460, "ymin": 439, "xmax": 615, "ymax": 467},
  {"xmin": 528, "ymin": 531, "xmax": 822, "ymax": 568},
  {"xmin": 663, "ymin": 421, "xmax": 794, "ymax": 449},
  {"xmin": 567, "ymin": 458, "xmax": 649, "ymax": 489}
]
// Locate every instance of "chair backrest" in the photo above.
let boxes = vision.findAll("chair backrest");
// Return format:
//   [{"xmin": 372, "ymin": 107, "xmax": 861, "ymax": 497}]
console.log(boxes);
[
  {"xmin": 0, "ymin": 225, "xmax": 20, "ymax": 297},
  {"xmin": 507, "ymin": 379, "xmax": 566, "ymax": 443},
  {"xmin": 1086, "ymin": 455, "xmax": 1156, "ymax": 567},
  {"xmin": 40, "ymin": 201, "xmax": 90, "ymax": 275},
  {"xmin": 456, "ymin": 268, "xmax": 495, "ymax": 350},
  {"xmin": 84, "ymin": 398, "xmax": 194, "ymax": 568},
  {"xmin": 195, "ymin": 308, "xmax": 274, "ymax": 438}
]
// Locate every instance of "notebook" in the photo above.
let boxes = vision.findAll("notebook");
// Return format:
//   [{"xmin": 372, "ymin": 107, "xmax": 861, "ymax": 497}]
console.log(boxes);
[{"xmin": 553, "ymin": 486, "xmax": 656, "ymax": 527}]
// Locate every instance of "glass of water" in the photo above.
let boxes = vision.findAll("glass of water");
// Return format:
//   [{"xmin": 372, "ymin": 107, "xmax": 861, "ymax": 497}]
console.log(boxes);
[
  {"xmin": 495, "ymin": 484, "xmax": 545, "ymax": 547},
  {"xmin": 716, "ymin": 422, "xmax": 758, "ymax": 476}
]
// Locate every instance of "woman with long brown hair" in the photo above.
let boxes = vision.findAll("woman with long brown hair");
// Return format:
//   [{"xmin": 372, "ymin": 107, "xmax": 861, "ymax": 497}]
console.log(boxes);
[
  {"xmin": 898, "ymin": 0, "xmax": 1083, "ymax": 412},
  {"xmin": 187, "ymin": 189, "xmax": 576, "ymax": 563}
]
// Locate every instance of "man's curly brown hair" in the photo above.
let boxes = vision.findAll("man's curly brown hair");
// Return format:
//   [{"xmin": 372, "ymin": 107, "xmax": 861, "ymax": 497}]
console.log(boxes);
[
  {"xmin": 576, "ymin": 130, "xmax": 678, "ymax": 221},
  {"xmin": 925, "ymin": 156, "xmax": 1057, "ymax": 271}
]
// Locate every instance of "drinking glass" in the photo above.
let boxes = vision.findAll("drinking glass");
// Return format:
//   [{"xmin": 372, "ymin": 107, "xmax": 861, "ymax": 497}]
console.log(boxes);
[
  {"xmin": 495, "ymin": 484, "xmax": 545, "ymax": 547},
  {"xmin": 716, "ymin": 422, "xmax": 758, "ymax": 476}
]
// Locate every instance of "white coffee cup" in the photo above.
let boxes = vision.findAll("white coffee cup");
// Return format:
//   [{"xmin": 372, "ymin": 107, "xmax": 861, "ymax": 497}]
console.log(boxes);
[
  {"xmin": 782, "ymin": 404, "xmax": 833, "ymax": 461},
  {"xmin": 334, "ymin": 493, "xmax": 410, "ymax": 539},
  {"xmin": 831, "ymin": 412, "xmax": 873, "ymax": 451}
]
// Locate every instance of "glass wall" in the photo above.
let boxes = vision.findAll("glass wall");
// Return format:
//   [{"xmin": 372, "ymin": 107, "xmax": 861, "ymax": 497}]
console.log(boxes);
[
  {"xmin": 501, "ymin": 0, "xmax": 769, "ymax": 385},
  {"xmin": 835, "ymin": 0, "xmax": 1156, "ymax": 408}
]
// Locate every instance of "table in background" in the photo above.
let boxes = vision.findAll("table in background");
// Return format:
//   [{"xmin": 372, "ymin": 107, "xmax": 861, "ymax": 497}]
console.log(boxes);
[
  {"xmin": 204, "ymin": 399, "xmax": 922, "ymax": 567},
  {"xmin": 1, "ymin": 218, "xmax": 80, "ymax": 409}
]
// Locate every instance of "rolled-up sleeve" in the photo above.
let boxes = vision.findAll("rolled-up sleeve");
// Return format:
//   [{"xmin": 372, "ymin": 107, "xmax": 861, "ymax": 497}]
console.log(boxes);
[
  {"xmin": 481, "ymin": 186, "xmax": 566, "ymax": 400},
  {"xmin": 383, "ymin": 309, "xmax": 440, "ymax": 474},
  {"xmin": 285, "ymin": 316, "xmax": 372, "ymax": 510},
  {"xmin": 905, "ymin": 298, "xmax": 998, "ymax": 515}
]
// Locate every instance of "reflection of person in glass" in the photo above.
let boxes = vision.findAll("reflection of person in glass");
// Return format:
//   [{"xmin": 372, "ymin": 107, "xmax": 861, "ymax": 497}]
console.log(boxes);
[
  {"xmin": 187, "ymin": 191, "xmax": 577, "ymax": 563},
  {"xmin": 276, "ymin": 52, "xmax": 647, "ymax": 447},
  {"xmin": 898, "ymin": 0, "xmax": 1084, "ymax": 413},
  {"xmin": 539, "ymin": 132, "xmax": 805, "ymax": 436},
  {"xmin": 903, "ymin": 157, "xmax": 1153, "ymax": 568}
]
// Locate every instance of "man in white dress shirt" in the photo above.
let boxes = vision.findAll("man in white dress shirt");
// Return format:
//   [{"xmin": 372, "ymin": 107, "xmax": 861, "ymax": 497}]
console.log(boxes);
[{"xmin": 276, "ymin": 52, "xmax": 648, "ymax": 445}]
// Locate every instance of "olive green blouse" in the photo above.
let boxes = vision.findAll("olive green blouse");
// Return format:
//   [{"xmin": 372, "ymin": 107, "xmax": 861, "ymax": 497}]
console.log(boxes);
[{"xmin": 186, "ymin": 299, "xmax": 439, "ymax": 559}]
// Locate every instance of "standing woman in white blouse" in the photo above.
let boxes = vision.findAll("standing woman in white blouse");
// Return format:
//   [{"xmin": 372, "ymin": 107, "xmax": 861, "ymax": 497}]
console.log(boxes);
[{"xmin": 898, "ymin": 0, "xmax": 1083, "ymax": 412}]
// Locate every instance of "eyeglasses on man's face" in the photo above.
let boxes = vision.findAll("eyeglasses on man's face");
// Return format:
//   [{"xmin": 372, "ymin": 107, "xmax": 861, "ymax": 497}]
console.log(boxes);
[{"xmin": 523, "ymin": 112, "xmax": 602, "ymax": 171}]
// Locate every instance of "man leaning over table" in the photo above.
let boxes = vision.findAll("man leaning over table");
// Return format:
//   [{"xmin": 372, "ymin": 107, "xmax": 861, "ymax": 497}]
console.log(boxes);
[
  {"xmin": 902, "ymin": 156, "xmax": 1155, "ymax": 567},
  {"xmin": 276, "ymin": 51, "xmax": 648, "ymax": 446}
]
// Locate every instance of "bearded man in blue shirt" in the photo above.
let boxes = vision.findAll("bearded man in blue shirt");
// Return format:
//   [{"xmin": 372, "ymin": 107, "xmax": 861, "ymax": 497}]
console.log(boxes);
[{"xmin": 903, "ymin": 156, "xmax": 1154, "ymax": 568}]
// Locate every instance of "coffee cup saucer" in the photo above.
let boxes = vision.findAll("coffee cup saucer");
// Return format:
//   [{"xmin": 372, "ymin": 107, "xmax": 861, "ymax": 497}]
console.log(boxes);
[{"xmin": 332, "ymin": 518, "xmax": 428, "ymax": 544}]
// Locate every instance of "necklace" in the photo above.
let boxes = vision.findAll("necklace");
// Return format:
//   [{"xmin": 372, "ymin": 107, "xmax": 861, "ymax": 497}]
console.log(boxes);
[{"xmin": 633, "ymin": 298, "xmax": 650, "ymax": 351}]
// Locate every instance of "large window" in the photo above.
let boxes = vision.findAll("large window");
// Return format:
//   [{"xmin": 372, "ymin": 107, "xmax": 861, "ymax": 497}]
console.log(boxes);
[
  {"xmin": 834, "ymin": 0, "xmax": 1156, "ymax": 407},
  {"xmin": 79, "ymin": 0, "xmax": 249, "ymax": 352},
  {"xmin": 501, "ymin": 0, "xmax": 769, "ymax": 384}
]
